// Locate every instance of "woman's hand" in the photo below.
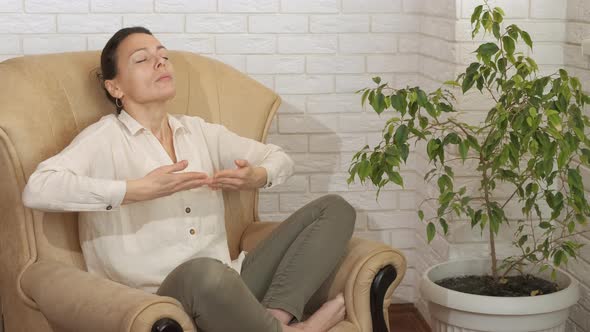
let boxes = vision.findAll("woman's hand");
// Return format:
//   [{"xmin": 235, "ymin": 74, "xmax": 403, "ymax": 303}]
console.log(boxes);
[
  {"xmin": 123, "ymin": 160, "xmax": 211, "ymax": 204},
  {"xmin": 209, "ymin": 159, "xmax": 267, "ymax": 191}
]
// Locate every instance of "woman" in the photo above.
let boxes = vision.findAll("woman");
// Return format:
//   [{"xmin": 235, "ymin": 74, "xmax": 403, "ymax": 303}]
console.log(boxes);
[{"xmin": 22, "ymin": 26, "xmax": 356, "ymax": 332}]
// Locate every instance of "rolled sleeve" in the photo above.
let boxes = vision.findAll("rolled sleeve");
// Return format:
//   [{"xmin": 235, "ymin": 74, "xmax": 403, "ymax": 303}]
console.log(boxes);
[{"xmin": 259, "ymin": 152, "xmax": 294, "ymax": 189}]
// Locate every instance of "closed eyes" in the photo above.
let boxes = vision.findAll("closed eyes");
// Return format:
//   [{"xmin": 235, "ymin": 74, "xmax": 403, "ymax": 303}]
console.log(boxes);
[{"xmin": 135, "ymin": 56, "xmax": 169, "ymax": 64}]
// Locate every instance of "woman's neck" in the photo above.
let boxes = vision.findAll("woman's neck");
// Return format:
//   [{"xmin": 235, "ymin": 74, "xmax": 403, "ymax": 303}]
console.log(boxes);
[{"xmin": 124, "ymin": 102, "xmax": 170, "ymax": 139}]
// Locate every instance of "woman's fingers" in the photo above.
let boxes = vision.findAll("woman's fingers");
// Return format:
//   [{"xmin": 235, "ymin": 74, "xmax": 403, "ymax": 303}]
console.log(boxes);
[
  {"xmin": 174, "ymin": 172, "xmax": 210, "ymax": 182},
  {"xmin": 174, "ymin": 178, "xmax": 211, "ymax": 192},
  {"xmin": 155, "ymin": 160, "xmax": 188, "ymax": 174},
  {"xmin": 209, "ymin": 183, "xmax": 240, "ymax": 191},
  {"xmin": 213, "ymin": 169, "xmax": 243, "ymax": 179},
  {"xmin": 211, "ymin": 177, "xmax": 242, "ymax": 187}
]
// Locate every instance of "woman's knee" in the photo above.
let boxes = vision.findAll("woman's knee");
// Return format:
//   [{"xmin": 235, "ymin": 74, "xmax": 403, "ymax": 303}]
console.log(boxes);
[
  {"xmin": 321, "ymin": 194, "xmax": 356, "ymax": 232},
  {"xmin": 158, "ymin": 257, "xmax": 230, "ymax": 298}
]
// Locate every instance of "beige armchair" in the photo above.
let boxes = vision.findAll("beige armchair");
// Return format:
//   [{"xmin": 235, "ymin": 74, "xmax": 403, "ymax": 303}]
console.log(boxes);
[{"xmin": 0, "ymin": 51, "xmax": 406, "ymax": 332}]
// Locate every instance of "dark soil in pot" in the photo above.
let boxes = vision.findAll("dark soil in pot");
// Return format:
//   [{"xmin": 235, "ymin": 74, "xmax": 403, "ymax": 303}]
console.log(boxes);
[{"xmin": 435, "ymin": 274, "xmax": 560, "ymax": 297}]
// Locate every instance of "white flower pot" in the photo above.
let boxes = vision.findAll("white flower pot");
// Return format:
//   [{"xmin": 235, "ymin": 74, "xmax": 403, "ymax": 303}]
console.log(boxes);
[{"xmin": 419, "ymin": 259, "xmax": 580, "ymax": 332}]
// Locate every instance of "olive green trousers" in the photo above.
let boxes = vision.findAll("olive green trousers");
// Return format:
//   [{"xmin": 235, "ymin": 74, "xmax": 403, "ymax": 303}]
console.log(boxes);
[{"xmin": 156, "ymin": 194, "xmax": 356, "ymax": 332}]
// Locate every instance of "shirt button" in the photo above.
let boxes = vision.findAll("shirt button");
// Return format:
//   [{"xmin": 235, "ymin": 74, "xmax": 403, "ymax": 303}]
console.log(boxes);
[
  {"xmin": 185, "ymin": 207, "xmax": 191, "ymax": 213},
  {"xmin": 106, "ymin": 205, "xmax": 112, "ymax": 210},
  {"xmin": 189, "ymin": 228, "xmax": 196, "ymax": 235}
]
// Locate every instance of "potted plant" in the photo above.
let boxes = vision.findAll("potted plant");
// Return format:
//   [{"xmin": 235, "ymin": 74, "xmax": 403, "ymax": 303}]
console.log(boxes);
[{"xmin": 347, "ymin": 1, "xmax": 589, "ymax": 331}]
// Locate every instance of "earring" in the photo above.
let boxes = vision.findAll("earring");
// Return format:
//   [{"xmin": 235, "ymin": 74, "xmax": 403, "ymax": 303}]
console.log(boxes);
[{"xmin": 115, "ymin": 98, "xmax": 123, "ymax": 108}]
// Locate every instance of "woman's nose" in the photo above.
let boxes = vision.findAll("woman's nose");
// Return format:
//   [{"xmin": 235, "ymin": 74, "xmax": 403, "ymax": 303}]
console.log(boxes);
[{"xmin": 156, "ymin": 57, "xmax": 166, "ymax": 68}]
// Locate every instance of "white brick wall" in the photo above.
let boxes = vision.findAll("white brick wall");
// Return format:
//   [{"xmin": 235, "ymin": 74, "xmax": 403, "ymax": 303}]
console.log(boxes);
[
  {"xmin": 409, "ymin": 0, "xmax": 589, "ymax": 330},
  {"xmin": 0, "ymin": 0, "xmax": 420, "ymax": 306},
  {"xmin": 566, "ymin": 1, "xmax": 590, "ymax": 330},
  {"xmin": 2, "ymin": 0, "xmax": 584, "ymax": 326}
]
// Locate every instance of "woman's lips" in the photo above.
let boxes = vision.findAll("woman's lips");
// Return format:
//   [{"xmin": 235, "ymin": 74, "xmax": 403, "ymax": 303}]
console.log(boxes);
[{"xmin": 156, "ymin": 75, "xmax": 172, "ymax": 82}]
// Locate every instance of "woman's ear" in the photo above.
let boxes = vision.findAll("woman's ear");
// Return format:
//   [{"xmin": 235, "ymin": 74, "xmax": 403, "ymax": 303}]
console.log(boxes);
[{"xmin": 104, "ymin": 79, "xmax": 123, "ymax": 99}]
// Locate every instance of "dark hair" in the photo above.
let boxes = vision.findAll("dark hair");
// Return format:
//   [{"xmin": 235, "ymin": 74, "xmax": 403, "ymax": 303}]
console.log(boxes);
[{"xmin": 97, "ymin": 26, "xmax": 153, "ymax": 114}]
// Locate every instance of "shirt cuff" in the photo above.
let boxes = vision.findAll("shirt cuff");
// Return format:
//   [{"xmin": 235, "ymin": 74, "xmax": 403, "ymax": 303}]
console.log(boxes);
[
  {"xmin": 105, "ymin": 180, "xmax": 127, "ymax": 211},
  {"xmin": 260, "ymin": 165, "xmax": 275, "ymax": 189}
]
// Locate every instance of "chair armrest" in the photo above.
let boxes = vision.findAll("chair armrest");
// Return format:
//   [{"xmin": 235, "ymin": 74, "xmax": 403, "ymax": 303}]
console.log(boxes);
[
  {"xmin": 311, "ymin": 237, "xmax": 406, "ymax": 332},
  {"xmin": 20, "ymin": 260, "xmax": 195, "ymax": 332},
  {"xmin": 241, "ymin": 222, "xmax": 406, "ymax": 332}
]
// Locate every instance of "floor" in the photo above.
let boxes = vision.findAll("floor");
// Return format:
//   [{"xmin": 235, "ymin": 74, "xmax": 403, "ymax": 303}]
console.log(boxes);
[{"xmin": 388, "ymin": 303, "xmax": 431, "ymax": 332}]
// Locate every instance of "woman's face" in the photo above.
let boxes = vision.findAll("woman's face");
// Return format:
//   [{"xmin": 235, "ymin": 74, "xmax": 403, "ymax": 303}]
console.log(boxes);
[{"xmin": 105, "ymin": 33, "xmax": 176, "ymax": 107}]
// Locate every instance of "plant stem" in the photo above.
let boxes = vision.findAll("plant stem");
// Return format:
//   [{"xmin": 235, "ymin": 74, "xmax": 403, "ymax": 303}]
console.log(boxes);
[
  {"xmin": 479, "ymin": 127, "xmax": 498, "ymax": 280},
  {"xmin": 483, "ymin": 166, "xmax": 499, "ymax": 280}
]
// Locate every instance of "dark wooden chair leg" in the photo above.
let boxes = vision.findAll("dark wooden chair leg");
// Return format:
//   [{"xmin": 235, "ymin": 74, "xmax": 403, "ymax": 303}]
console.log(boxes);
[
  {"xmin": 152, "ymin": 317, "xmax": 183, "ymax": 332},
  {"xmin": 370, "ymin": 264, "xmax": 398, "ymax": 332}
]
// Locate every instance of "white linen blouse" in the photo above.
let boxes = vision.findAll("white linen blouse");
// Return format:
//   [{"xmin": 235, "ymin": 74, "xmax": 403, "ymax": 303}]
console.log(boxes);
[{"xmin": 22, "ymin": 110, "xmax": 294, "ymax": 293}]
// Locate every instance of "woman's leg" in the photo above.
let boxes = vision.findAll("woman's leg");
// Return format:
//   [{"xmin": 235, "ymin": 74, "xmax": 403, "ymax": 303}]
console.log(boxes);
[
  {"xmin": 156, "ymin": 257, "xmax": 285, "ymax": 332},
  {"xmin": 240, "ymin": 194, "xmax": 356, "ymax": 323}
]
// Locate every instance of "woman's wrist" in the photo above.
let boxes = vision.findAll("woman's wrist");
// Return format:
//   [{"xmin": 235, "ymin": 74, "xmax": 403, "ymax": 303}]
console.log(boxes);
[
  {"xmin": 254, "ymin": 167, "xmax": 268, "ymax": 188},
  {"xmin": 123, "ymin": 179, "xmax": 148, "ymax": 204}
]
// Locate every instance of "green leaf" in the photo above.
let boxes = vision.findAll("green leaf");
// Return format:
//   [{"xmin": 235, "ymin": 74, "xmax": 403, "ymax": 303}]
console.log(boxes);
[
  {"xmin": 525, "ymin": 57, "xmax": 538, "ymax": 71},
  {"xmin": 557, "ymin": 150, "xmax": 568, "ymax": 169},
  {"xmin": 476, "ymin": 42, "xmax": 500, "ymax": 58},
  {"xmin": 520, "ymin": 30, "xmax": 533, "ymax": 49},
  {"xmin": 502, "ymin": 36, "xmax": 515, "ymax": 55},
  {"xmin": 459, "ymin": 140, "xmax": 469, "ymax": 161},
  {"xmin": 471, "ymin": 5, "xmax": 483, "ymax": 24},
  {"xmin": 372, "ymin": 76, "xmax": 382, "ymax": 84},
  {"xmin": 443, "ymin": 132, "xmax": 460, "ymax": 145},
  {"xmin": 427, "ymin": 222, "xmax": 436, "ymax": 243},
  {"xmin": 481, "ymin": 12, "xmax": 492, "ymax": 31},
  {"xmin": 559, "ymin": 69, "xmax": 568, "ymax": 81},
  {"xmin": 437, "ymin": 174, "xmax": 453, "ymax": 193},
  {"xmin": 440, "ymin": 218, "xmax": 449, "ymax": 235},
  {"xmin": 409, "ymin": 127, "xmax": 426, "ymax": 140},
  {"xmin": 553, "ymin": 250, "xmax": 564, "ymax": 266},
  {"xmin": 388, "ymin": 171, "xmax": 404, "ymax": 187},
  {"xmin": 370, "ymin": 92, "xmax": 386, "ymax": 114},
  {"xmin": 466, "ymin": 135, "xmax": 481, "ymax": 151},
  {"xmin": 492, "ymin": 10, "xmax": 503, "ymax": 24},
  {"xmin": 462, "ymin": 73, "xmax": 476, "ymax": 93},
  {"xmin": 358, "ymin": 160, "xmax": 371, "ymax": 179},
  {"xmin": 494, "ymin": 7, "xmax": 505, "ymax": 16},
  {"xmin": 417, "ymin": 89, "xmax": 428, "ymax": 107},
  {"xmin": 497, "ymin": 58, "xmax": 507, "ymax": 73},
  {"xmin": 492, "ymin": 22, "xmax": 501, "ymax": 39},
  {"xmin": 539, "ymin": 222, "xmax": 552, "ymax": 229},
  {"xmin": 394, "ymin": 124, "xmax": 409, "ymax": 145},
  {"xmin": 418, "ymin": 210, "xmax": 424, "ymax": 221},
  {"xmin": 568, "ymin": 168, "xmax": 583, "ymax": 191},
  {"xmin": 444, "ymin": 165, "xmax": 455, "ymax": 178},
  {"xmin": 444, "ymin": 80, "xmax": 460, "ymax": 87},
  {"xmin": 361, "ymin": 89, "xmax": 370, "ymax": 107},
  {"xmin": 419, "ymin": 116, "xmax": 428, "ymax": 129},
  {"xmin": 439, "ymin": 192, "xmax": 454, "ymax": 205},
  {"xmin": 568, "ymin": 221, "xmax": 575, "ymax": 233},
  {"xmin": 507, "ymin": 24, "xmax": 520, "ymax": 40},
  {"xmin": 390, "ymin": 93, "xmax": 407, "ymax": 113},
  {"xmin": 427, "ymin": 139, "xmax": 440, "ymax": 161}
]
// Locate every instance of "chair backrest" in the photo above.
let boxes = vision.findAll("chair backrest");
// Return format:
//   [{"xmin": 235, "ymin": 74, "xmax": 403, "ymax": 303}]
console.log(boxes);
[{"xmin": 0, "ymin": 51, "xmax": 279, "ymax": 286}]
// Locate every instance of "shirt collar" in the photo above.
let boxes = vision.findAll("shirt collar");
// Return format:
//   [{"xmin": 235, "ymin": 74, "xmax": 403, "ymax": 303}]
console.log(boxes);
[{"xmin": 117, "ymin": 109, "xmax": 189, "ymax": 136}]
